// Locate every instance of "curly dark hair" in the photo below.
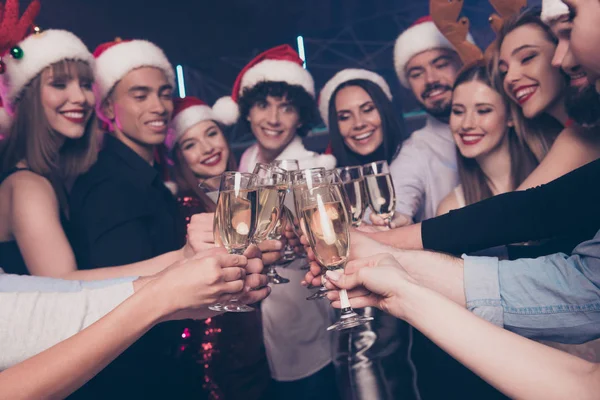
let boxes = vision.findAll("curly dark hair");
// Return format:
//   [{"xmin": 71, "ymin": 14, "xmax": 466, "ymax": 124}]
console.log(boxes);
[{"xmin": 237, "ymin": 81, "xmax": 319, "ymax": 137}]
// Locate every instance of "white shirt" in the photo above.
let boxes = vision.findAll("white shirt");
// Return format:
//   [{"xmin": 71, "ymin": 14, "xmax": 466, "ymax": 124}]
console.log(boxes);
[
  {"xmin": 0, "ymin": 271, "xmax": 135, "ymax": 370},
  {"xmin": 389, "ymin": 116, "xmax": 459, "ymax": 222},
  {"xmin": 239, "ymin": 136, "xmax": 336, "ymax": 381}
]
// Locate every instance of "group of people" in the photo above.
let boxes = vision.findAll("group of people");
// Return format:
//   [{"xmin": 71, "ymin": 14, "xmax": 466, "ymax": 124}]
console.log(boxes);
[{"xmin": 1, "ymin": 0, "xmax": 600, "ymax": 398}]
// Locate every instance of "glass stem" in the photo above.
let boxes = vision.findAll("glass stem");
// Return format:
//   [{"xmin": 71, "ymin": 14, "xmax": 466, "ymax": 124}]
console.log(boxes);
[{"xmin": 339, "ymin": 289, "xmax": 352, "ymax": 313}]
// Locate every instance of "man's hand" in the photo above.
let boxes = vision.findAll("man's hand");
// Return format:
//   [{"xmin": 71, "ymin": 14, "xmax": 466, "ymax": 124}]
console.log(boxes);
[
  {"xmin": 183, "ymin": 213, "xmax": 217, "ymax": 258},
  {"xmin": 302, "ymin": 230, "xmax": 398, "ymax": 286},
  {"xmin": 257, "ymin": 240, "xmax": 284, "ymax": 266}
]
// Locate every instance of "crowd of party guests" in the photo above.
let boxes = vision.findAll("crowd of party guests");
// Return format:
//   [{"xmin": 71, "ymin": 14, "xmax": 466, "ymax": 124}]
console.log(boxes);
[{"xmin": 1, "ymin": 0, "xmax": 600, "ymax": 398}]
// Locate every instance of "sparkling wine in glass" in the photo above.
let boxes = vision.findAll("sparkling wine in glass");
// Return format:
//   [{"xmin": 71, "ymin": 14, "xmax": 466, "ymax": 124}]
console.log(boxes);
[
  {"xmin": 272, "ymin": 159, "xmax": 302, "ymax": 262},
  {"xmin": 362, "ymin": 161, "xmax": 396, "ymax": 227},
  {"xmin": 336, "ymin": 166, "xmax": 368, "ymax": 227},
  {"xmin": 291, "ymin": 168, "xmax": 330, "ymax": 297},
  {"xmin": 251, "ymin": 164, "xmax": 289, "ymax": 284},
  {"xmin": 211, "ymin": 172, "xmax": 257, "ymax": 312},
  {"xmin": 301, "ymin": 185, "xmax": 373, "ymax": 331}
]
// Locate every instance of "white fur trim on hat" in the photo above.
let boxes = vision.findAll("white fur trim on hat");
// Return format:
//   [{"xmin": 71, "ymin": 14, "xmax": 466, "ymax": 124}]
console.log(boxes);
[
  {"xmin": 318, "ymin": 68, "xmax": 392, "ymax": 128},
  {"xmin": 0, "ymin": 29, "xmax": 94, "ymax": 113},
  {"xmin": 94, "ymin": 40, "xmax": 175, "ymax": 104},
  {"xmin": 541, "ymin": 0, "xmax": 569, "ymax": 24},
  {"xmin": 393, "ymin": 21, "xmax": 474, "ymax": 88},
  {"xmin": 239, "ymin": 59, "xmax": 315, "ymax": 97},
  {"xmin": 172, "ymin": 104, "xmax": 217, "ymax": 143},
  {"xmin": 212, "ymin": 96, "xmax": 240, "ymax": 126}
]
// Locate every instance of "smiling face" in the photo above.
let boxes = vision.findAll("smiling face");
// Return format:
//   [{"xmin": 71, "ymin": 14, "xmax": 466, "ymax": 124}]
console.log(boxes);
[
  {"xmin": 498, "ymin": 24, "xmax": 565, "ymax": 119},
  {"xmin": 178, "ymin": 120, "xmax": 230, "ymax": 179},
  {"xmin": 40, "ymin": 62, "xmax": 95, "ymax": 140},
  {"xmin": 562, "ymin": 0, "xmax": 600, "ymax": 83},
  {"xmin": 405, "ymin": 48, "xmax": 462, "ymax": 120},
  {"xmin": 247, "ymin": 95, "xmax": 300, "ymax": 156},
  {"xmin": 450, "ymin": 80, "xmax": 511, "ymax": 160},
  {"xmin": 549, "ymin": 15, "xmax": 600, "ymax": 126},
  {"xmin": 550, "ymin": 17, "xmax": 589, "ymax": 89},
  {"xmin": 334, "ymin": 85, "xmax": 383, "ymax": 156},
  {"xmin": 102, "ymin": 67, "xmax": 174, "ymax": 147}
]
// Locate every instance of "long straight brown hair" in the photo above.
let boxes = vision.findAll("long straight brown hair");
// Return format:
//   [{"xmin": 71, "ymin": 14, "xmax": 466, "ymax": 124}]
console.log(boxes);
[
  {"xmin": 0, "ymin": 60, "xmax": 99, "ymax": 213},
  {"xmin": 489, "ymin": 7, "xmax": 563, "ymax": 162},
  {"xmin": 170, "ymin": 122, "xmax": 237, "ymax": 212},
  {"xmin": 454, "ymin": 64, "xmax": 539, "ymax": 206}
]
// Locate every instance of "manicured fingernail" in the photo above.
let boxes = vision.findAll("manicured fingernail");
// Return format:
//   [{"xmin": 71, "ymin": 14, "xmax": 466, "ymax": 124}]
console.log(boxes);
[
  {"xmin": 301, "ymin": 280, "xmax": 307, "ymax": 286},
  {"xmin": 326, "ymin": 270, "xmax": 341, "ymax": 281},
  {"xmin": 275, "ymin": 241, "xmax": 283, "ymax": 250}
]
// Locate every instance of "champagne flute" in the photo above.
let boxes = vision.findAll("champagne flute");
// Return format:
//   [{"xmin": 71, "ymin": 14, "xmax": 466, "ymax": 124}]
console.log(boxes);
[
  {"xmin": 211, "ymin": 172, "xmax": 257, "ymax": 312},
  {"xmin": 251, "ymin": 163, "xmax": 289, "ymax": 284},
  {"xmin": 199, "ymin": 175, "xmax": 222, "ymax": 204},
  {"xmin": 272, "ymin": 159, "xmax": 302, "ymax": 262},
  {"xmin": 362, "ymin": 160, "xmax": 396, "ymax": 228},
  {"xmin": 291, "ymin": 168, "xmax": 331, "ymax": 299},
  {"xmin": 301, "ymin": 184, "xmax": 373, "ymax": 331},
  {"xmin": 335, "ymin": 166, "xmax": 368, "ymax": 227}
]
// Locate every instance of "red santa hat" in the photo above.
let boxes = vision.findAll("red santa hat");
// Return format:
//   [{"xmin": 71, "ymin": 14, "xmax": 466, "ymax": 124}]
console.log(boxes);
[
  {"xmin": 318, "ymin": 68, "xmax": 392, "ymax": 128},
  {"xmin": 541, "ymin": 0, "xmax": 569, "ymax": 24},
  {"xmin": 93, "ymin": 38, "xmax": 175, "ymax": 109},
  {"xmin": 213, "ymin": 44, "xmax": 315, "ymax": 125},
  {"xmin": 394, "ymin": 15, "xmax": 474, "ymax": 88},
  {"xmin": 0, "ymin": 0, "xmax": 93, "ymax": 115},
  {"xmin": 168, "ymin": 96, "xmax": 220, "ymax": 149}
]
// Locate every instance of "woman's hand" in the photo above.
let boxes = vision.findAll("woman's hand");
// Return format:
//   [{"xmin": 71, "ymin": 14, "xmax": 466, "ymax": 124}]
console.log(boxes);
[
  {"xmin": 183, "ymin": 213, "xmax": 217, "ymax": 257},
  {"xmin": 257, "ymin": 239, "xmax": 284, "ymax": 266},
  {"xmin": 324, "ymin": 253, "xmax": 418, "ymax": 320},
  {"xmin": 368, "ymin": 213, "xmax": 412, "ymax": 229}
]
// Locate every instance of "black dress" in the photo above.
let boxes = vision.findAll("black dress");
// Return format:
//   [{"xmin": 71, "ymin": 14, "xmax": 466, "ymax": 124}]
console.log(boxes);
[{"xmin": 0, "ymin": 167, "xmax": 73, "ymax": 276}]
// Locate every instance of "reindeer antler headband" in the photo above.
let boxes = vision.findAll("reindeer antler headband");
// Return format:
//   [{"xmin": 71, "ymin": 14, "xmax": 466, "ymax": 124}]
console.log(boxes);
[
  {"xmin": 430, "ymin": 0, "xmax": 484, "ymax": 69},
  {"xmin": 0, "ymin": 0, "xmax": 41, "ymax": 67}
]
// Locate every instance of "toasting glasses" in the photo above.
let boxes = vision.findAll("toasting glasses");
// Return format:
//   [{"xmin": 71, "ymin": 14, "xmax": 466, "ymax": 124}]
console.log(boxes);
[
  {"xmin": 335, "ymin": 166, "xmax": 368, "ymax": 227},
  {"xmin": 210, "ymin": 172, "xmax": 257, "ymax": 312},
  {"xmin": 272, "ymin": 159, "xmax": 302, "ymax": 262},
  {"xmin": 291, "ymin": 167, "xmax": 332, "ymax": 300},
  {"xmin": 362, "ymin": 161, "xmax": 396, "ymax": 228},
  {"xmin": 300, "ymin": 183, "xmax": 373, "ymax": 331},
  {"xmin": 251, "ymin": 163, "xmax": 289, "ymax": 284}
]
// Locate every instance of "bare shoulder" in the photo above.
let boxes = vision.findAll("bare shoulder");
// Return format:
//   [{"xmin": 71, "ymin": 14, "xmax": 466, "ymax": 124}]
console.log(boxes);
[
  {"xmin": 7, "ymin": 170, "xmax": 59, "ymax": 211},
  {"xmin": 436, "ymin": 190, "xmax": 460, "ymax": 217}
]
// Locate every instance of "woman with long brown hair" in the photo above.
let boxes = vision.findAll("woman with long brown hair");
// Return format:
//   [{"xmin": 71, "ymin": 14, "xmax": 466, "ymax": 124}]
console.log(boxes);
[
  {"xmin": 166, "ymin": 96, "xmax": 272, "ymax": 400},
  {"xmin": 436, "ymin": 64, "xmax": 538, "ymax": 214}
]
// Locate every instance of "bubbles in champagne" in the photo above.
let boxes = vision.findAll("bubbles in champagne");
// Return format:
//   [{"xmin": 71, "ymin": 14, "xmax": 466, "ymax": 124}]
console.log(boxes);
[
  {"xmin": 302, "ymin": 200, "xmax": 349, "ymax": 269},
  {"xmin": 214, "ymin": 188, "xmax": 258, "ymax": 253},
  {"xmin": 364, "ymin": 173, "xmax": 396, "ymax": 220},
  {"xmin": 254, "ymin": 185, "xmax": 287, "ymax": 242}
]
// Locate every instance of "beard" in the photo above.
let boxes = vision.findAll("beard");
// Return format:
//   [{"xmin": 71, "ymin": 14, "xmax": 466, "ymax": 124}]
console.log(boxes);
[
  {"xmin": 419, "ymin": 82, "xmax": 452, "ymax": 122},
  {"xmin": 565, "ymin": 84, "xmax": 600, "ymax": 128}
]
